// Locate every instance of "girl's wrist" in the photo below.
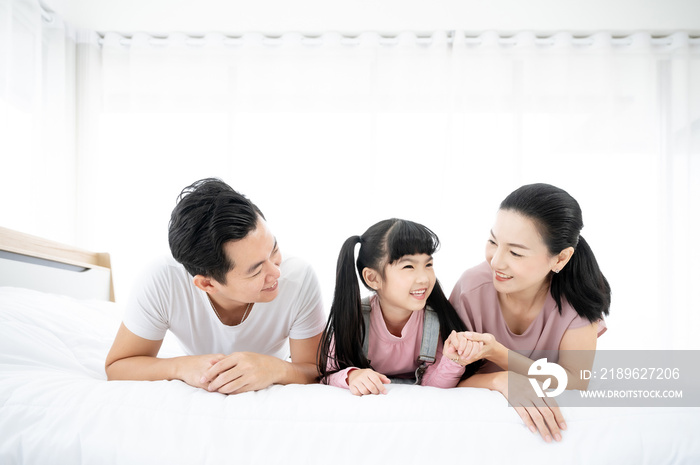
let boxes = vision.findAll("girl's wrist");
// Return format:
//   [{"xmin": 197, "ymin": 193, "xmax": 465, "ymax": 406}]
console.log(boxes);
[{"xmin": 345, "ymin": 367, "xmax": 359, "ymax": 386}]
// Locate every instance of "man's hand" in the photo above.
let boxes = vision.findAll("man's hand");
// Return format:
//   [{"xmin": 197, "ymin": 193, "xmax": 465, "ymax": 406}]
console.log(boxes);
[
  {"xmin": 200, "ymin": 352, "xmax": 284, "ymax": 394},
  {"xmin": 173, "ymin": 354, "xmax": 226, "ymax": 390}
]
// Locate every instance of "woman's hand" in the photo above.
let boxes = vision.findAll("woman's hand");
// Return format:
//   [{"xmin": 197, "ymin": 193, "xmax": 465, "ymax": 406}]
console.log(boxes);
[
  {"xmin": 455, "ymin": 331, "xmax": 508, "ymax": 369},
  {"xmin": 443, "ymin": 331, "xmax": 484, "ymax": 366},
  {"xmin": 346, "ymin": 368, "xmax": 391, "ymax": 396},
  {"xmin": 497, "ymin": 371, "xmax": 567, "ymax": 443}
]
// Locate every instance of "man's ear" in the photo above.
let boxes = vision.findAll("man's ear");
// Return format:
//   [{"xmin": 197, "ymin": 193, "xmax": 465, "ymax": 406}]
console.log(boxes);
[
  {"xmin": 193, "ymin": 275, "xmax": 216, "ymax": 293},
  {"xmin": 361, "ymin": 267, "xmax": 382, "ymax": 291}
]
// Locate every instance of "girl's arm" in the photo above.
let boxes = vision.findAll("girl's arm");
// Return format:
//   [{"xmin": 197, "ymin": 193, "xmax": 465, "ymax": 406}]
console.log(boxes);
[
  {"xmin": 324, "ymin": 366, "xmax": 391, "ymax": 395},
  {"xmin": 420, "ymin": 339, "xmax": 466, "ymax": 388},
  {"xmin": 324, "ymin": 367, "xmax": 356, "ymax": 389}
]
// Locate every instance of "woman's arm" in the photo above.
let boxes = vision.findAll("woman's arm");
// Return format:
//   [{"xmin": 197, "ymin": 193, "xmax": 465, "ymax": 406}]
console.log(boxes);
[
  {"xmin": 456, "ymin": 322, "xmax": 598, "ymax": 388},
  {"xmin": 505, "ymin": 322, "xmax": 598, "ymax": 389},
  {"xmin": 554, "ymin": 322, "xmax": 598, "ymax": 388}
]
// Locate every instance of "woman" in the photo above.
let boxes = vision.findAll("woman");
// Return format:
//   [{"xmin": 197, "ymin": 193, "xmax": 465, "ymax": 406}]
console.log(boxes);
[{"xmin": 450, "ymin": 183, "xmax": 609, "ymax": 443}]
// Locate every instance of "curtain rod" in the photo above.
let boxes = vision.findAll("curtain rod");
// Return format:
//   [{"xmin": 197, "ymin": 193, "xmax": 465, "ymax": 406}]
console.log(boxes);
[{"xmin": 95, "ymin": 31, "xmax": 699, "ymax": 48}]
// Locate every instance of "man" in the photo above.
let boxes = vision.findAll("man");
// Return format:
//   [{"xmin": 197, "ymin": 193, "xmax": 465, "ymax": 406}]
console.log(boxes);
[{"xmin": 105, "ymin": 178, "xmax": 326, "ymax": 394}]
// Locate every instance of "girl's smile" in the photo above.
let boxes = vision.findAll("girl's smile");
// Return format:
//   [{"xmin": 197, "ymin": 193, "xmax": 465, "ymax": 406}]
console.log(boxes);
[{"xmin": 409, "ymin": 288, "xmax": 428, "ymax": 300}]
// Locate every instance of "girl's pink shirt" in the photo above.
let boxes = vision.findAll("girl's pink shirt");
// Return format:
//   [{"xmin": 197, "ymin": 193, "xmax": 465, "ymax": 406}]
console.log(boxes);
[{"xmin": 324, "ymin": 294, "xmax": 465, "ymax": 389}]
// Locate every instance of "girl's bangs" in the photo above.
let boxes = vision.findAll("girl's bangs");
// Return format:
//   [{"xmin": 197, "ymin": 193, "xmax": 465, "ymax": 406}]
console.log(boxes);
[{"xmin": 386, "ymin": 221, "xmax": 439, "ymax": 263}]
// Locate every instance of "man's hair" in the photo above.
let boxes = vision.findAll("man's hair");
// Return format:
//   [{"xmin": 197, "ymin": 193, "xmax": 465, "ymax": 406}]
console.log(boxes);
[{"xmin": 168, "ymin": 178, "xmax": 265, "ymax": 283}]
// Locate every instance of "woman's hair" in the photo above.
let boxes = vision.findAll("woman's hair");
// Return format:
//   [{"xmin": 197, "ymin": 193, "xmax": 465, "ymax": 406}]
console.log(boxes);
[
  {"xmin": 318, "ymin": 218, "xmax": 474, "ymax": 381},
  {"xmin": 500, "ymin": 183, "xmax": 611, "ymax": 322},
  {"xmin": 168, "ymin": 178, "xmax": 264, "ymax": 284}
]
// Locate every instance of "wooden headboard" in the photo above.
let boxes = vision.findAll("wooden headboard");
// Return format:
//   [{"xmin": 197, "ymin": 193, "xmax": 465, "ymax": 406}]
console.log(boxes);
[{"xmin": 0, "ymin": 226, "xmax": 114, "ymax": 302}]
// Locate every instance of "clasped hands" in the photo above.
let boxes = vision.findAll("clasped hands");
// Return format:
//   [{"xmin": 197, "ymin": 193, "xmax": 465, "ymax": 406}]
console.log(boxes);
[
  {"xmin": 443, "ymin": 330, "xmax": 495, "ymax": 366},
  {"xmin": 181, "ymin": 352, "xmax": 280, "ymax": 395}
]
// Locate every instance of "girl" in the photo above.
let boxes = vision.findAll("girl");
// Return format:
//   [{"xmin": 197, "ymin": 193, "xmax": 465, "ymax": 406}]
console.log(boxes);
[
  {"xmin": 319, "ymin": 218, "xmax": 480, "ymax": 396},
  {"xmin": 450, "ymin": 183, "xmax": 610, "ymax": 442}
]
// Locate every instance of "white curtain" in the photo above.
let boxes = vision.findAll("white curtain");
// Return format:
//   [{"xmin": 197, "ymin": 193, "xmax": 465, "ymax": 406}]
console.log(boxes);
[
  {"xmin": 0, "ymin": 0, "xmax": 77, "ymax": 242},
  {"xmin": 2, "ymin": 1, "xmax": 699, "ymax": 350}
]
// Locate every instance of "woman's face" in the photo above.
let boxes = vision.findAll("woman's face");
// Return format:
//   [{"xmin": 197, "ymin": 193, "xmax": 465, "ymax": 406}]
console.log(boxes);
[{"xmin": 485, "ymin": 209, "xmax": 559, "ymax": 297}]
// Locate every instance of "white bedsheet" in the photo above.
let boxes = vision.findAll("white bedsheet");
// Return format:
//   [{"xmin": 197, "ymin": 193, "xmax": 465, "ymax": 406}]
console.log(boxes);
[{"xmin": 1, "ymin": 287, "xmax": 699, "ymax": 464}]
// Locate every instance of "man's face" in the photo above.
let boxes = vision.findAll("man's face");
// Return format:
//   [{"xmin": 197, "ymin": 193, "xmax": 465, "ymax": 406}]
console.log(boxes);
[{"xmin": 210, "ymin": 218, "xmax": 282, "ymax": 307}]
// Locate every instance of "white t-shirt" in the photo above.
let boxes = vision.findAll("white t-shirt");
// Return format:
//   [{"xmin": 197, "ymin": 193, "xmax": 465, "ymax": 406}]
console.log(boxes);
[{"xmin": 123, "ymin": 256, "xmax": 327, "ymax": 360}]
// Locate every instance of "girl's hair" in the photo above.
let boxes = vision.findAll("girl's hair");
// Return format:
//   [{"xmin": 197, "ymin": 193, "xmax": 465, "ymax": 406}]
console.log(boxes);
[
  {"xmin": 500, "ymin": 183, "xmax": 611, "ymax": 322},
  {"xmin": 318, "ymin": 219, "xmax": 474, "ymax": 381}
]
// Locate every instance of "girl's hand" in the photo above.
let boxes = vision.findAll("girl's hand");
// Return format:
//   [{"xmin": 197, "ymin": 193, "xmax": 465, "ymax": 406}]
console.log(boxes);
[
  {"xmin": 443, "ymin": 331, "xmax": 484, "ymax": 366},
  {"xmin": 455, "ymin": 331, "xmax": 503, "ymax": 365},
  {"xmin": 346, "ymin": 369, "xmax": 391, "ymax": 396}
]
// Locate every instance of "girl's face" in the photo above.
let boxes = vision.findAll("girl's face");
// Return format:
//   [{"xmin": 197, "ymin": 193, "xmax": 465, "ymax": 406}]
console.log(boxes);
[
  {"xmin": 485, "ymin": 209, "xmax": 559, "ymax": 297},
  {"xmin": 373, "ymin": 253, "xmax": 436, "ymax": 315}
]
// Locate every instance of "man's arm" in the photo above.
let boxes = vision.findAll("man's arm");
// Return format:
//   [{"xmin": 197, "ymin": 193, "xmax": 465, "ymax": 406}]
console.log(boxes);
[
  {"xmin": 201, "ymin": 332, "xmax": 323, "ymax": 394},
  {"xmin": 284, "ymin": 332, "xmax": 323, "ymax": 383},
  {"xmin": 105, "ymin": 323, "xmax": 224, "ymax": 390}
]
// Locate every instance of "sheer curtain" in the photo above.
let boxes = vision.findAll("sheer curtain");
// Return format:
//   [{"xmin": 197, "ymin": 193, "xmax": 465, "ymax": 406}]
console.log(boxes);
[
  {"xmin": 77, "ymin": 30, "xmax": 699, "ymax": 350},
  {"xmin": 0, "ymin": 0, "xmax": 77, "ymax": 243},
  {"xmin": 2, "ymin": 2, "xmax": 698, "ymax": 349}
]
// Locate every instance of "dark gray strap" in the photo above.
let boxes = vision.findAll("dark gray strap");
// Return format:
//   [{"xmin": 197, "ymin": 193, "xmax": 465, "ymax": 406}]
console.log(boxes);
[
  {"xmin": 414, "ymin": 306, "xmax": 439, "ymax": 385},
  {"xmin": 361, "ymin": 296, "xmax": 371, "ymax": 358},
  {"xmin": 418, "ymin": 306, "xmax": 439, "ymax": 363}
]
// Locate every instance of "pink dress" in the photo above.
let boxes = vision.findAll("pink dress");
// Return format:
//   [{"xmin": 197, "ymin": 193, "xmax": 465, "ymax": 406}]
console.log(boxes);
[
  {"xmin": 449, "ymin": 261, "xmax": 607, "ymax": 373},
  {"xmin": 324, "ymin": 295, "xmax": 465, "ymax": 388}
]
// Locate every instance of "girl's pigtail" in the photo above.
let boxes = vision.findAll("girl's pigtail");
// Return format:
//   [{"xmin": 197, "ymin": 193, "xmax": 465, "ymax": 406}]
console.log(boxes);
[
  {"xmin": 551, "ymin": 235, "xmax": 611, "ymax": 323},
  {"xmin": 318, "ymin": 235, "xmax": 370, "ymax": 382},
  {"xmin": 427, "ymin": 280, "xmax": 467, "ymax": 342},
  {"xmin": 427, "ymin": 280, "xmax": 483, "ymax": 378}
]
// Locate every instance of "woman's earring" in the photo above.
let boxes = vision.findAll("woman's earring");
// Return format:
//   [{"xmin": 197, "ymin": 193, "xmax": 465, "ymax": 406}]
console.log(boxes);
[{"xmin": 553, "ymin": 269, "xmax": 560, "ymax": 274}]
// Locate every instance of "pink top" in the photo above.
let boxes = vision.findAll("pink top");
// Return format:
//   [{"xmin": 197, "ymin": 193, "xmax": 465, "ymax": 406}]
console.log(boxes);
[
  {"xmin": 324, "ymin": 295, "xmax": 465, "ymax": 389},
  {"xmin": 449, "ymin": 261, "xmax": 607, "ymax": 373}
]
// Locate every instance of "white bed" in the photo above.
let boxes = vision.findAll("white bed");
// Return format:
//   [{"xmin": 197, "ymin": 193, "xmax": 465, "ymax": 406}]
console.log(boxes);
[{"xmin": 1, "ymin": 227, "xmax": 699, "ymax": 465}]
